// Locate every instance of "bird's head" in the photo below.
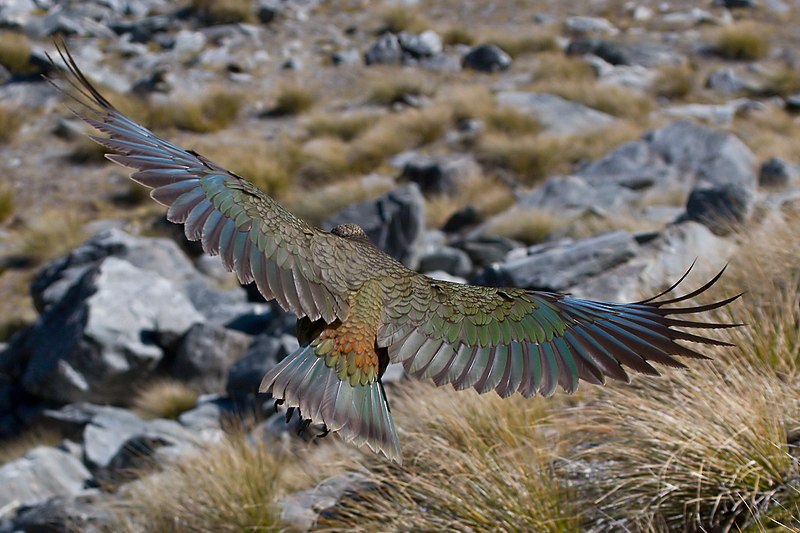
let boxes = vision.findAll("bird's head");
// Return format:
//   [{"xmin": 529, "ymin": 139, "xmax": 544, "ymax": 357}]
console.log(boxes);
[{"xmin": 331, "ymin": 223, "xmax": 367, "ymax": 239}]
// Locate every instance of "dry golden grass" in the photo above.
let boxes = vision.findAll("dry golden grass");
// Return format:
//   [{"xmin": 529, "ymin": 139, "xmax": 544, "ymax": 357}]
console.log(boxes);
[
  {"xmin": 442, "ymin": 84, "xmax": 495, "ymax": 123},
  {"xmin": 536, "ymin": 80, "xmax": 656, "ymax": 120},
  {"xmin": 0, "ymin": 105, "xmax": 22, "ymax": 143},
  {"xmin": 15, "ymin": 209, "xmax": 88, "ymax": 266},
  {"xmin": 441, "ymin": 27, "xmax": 475, "ymax": 46},
  {"xmin": 714, "ymin": 23, "xmax": 771, "ymax": 61},
  {"xmin": 285, "ymin": 176, "xmax": 394, "ymax": 227},
  {"xmin": 270, "ymin": 83, "xmax": 316, "ymax": 116},
  {"xmin": 755, "ymin": 66, "xmax": 800, "ymax": 98},
  {"xmin": 368, "ymin": 70, "xmax": 435, "ymax": 106},
  {"xmin": 564, "ymin": 211, "xmax": 663, "ymax": 240},
  {"xmin": 304, "ymin": 111, "xmax": 380, "ymax": 141},
  {"xmin": 114, "ymin": 431, "xmax": 315, "ymax": 532},
  {"xmin": 532, "ymin": 52, "xmax": 597, "ymax": 83},
  {"xmin": 0, "ymin": 183, "xmax": 14, "ymax": 224},
  {"xmin": 379, "ymin": 5, "xmax": 428, "ymax": 33},
  {"xmin": 484, "ymin": 31, "xmax": 560, "ymax": 58},
  {"xmin": 319, "ymin": 383, "xmax": 580, "ymax": 532},
  {"xmin": 346, "ymin": 106, "xmax": 450, "ymax": 174},
  {"xmin": 0, "ymin": 427, "xmax": 63, "ymax": 465},
  {"xmin": 652, "ymin": 64, "xmax": 696, "ymax": 100},
  {"xmin": 424, "ymin": 172, "xmax": 515, "ymax": 229},
  {"xmin": 296, "ymin": 137, "xmax": 351, "ymax": 184},
  {"xmin": 148, "ymin": 88, "xmax": 242, "ymax": 133},
  {"xmin": 484, "ymin": 106, "xmax": 543, "ymax": 136},
  {"xmin": 133, "ymin": 380, "xmax": 199, "ymax": 420},
  {"xmin": 0, "ymin": 31, "xmax": 32, "ymax": 74},
  {"xmin": 732, "ymin": 107, "xmax": 800, "ymax": 161},
  {"xmin": 484, "ymin": 207, "xmax": 560, "ymax": 245},
  {"xmin": 190, "ymin": 0, "xmax": 255, "ymax": 24}
]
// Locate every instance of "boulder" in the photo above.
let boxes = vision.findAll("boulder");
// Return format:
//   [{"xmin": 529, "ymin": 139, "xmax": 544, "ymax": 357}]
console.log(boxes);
[
  {"xmin": 564, "ymin": 16, "xmax": 619, "ymax": 36},
  {"xmin": 568, "ymin": 39, "xmax": 684, "ymax": 67},
  {"xmin": 705, "ymin": 68, "xmax": 759, "ymax": 94},
  {"xmin": 462, "ymin": 44, "xmax": 512, "ymax": 72},
  {"xmin": 170, "ymin": 323, "xmax": 252, "ymax": 393},
  {"xmin": 19, "ymin": 258, "xmax": 202, "ymax": 404},
  {"xmin": 280, "ymin": 473, "xmax": 376, "ymax": 530},
  {"xmin": 450, "ymin": 235, "xmax": 522, "ymax": 269},
  {"xmin": 364, "ymin": 33, "xmax": 403, "ymax": 65},
  {"xmin": 225, "ymin": 334, "xmax": 295, "ymax": 400},
  {"xmin": 398, "ymin": 30, "xmax": 443, "ymax": 58},
  {"xmin": 685, "ymin": 184, "xmax": 754, "ymax": 235},
  {"xmin": 323, "ymin": 184, "xmax": 426, "ymax": 269},
  {"xmin": 418, "ymin": 246, "xmax": 473, "ymax": 278},
  {"xmin": 496, "ymin": 92, "xmax": 617, "ymax": 136},
  {"xmin": 10, "ymin": 493, "xmax": 115, "ymax": 533},
  {"xmin": 519, "ymin": 175, "xmax": 639, "ymax": 213},
  {"xmin": 482, "ymin": 231, "xmax": 639, "ymax": 291},
  {"xmin": 399, "ymin": 154, "xmax": 478, "ymax": 195},
  {"xmin": 0, "ymin": 447, "xmax": 92, "ymax": 512},
  {"xmin": 759, "ymin": 157, "xmax": 799, "ymax": 188}
]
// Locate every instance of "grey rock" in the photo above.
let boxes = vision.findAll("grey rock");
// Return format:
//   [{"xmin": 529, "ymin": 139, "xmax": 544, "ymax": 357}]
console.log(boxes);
[
  {"xmin": 331, "ymin": 48, "xmax": 361, "ymax": 66},
  {"xmin": 564, "ymin": 16, "xmax": 619, "ymax": 36},
  {"xmin": 256, "ymin": 0, "xmax": 281, "ymax": 23},
  {"xmin": 364, "ymin": 33, "xmax": 403, "ymax": 65},
  {"xmin": 577, "ymin": 140, "xmax": 677, "ymax": 190},
  {"xmin": 519, "ymin": 175, "xmax": 639, "ymax": 213},
  {"xmin": 685, "ymin": 184, "xmax": 754, "ymax": 235},
  {"xmin": 759, "ymin": 157, "xmax": 799, "ymax": 188},
  {"xmin": 110, "ymin": 15, "xmax": 172, "ymax": 43},
  {"xmin": 225, "ymin": 335, "xmax": 291, "ymax": 400},
  {"xmin": 419, "ymin": 246, "xmax": 473, "ymax": 278},
  {"xmin": 442, "ymin": 206, "xmax": 483, "ymax": 233},
  {"xmin": 786, "ymin": 93, "xmax": 800, "ymax": 112},
  {"xmin": 484, "ymin": 231, "xmax": 639, "ymax": 291},
  {"xmin": 178, "ymin": 397, "xmax": 233, "ymax": 432},
  {"xmin": 170, "ymin": 323, "xmax": 252, "ymax": 393},
  {"xmin": 645, "ymin": 120, "xmax": 757, "ymax": 189},
  {"xmin": 568, "ymin": 39, "xmax": 683, "ymax": 67},
  {"xmin": 323, "ymin": 184, "xmax": 426, "ymax": 269},
  {"xmin": 713, "ymin": 0, "xmax": 757, "ymax": 7},
  {"xmin": 399, "ymin": 30, "xmax": 443, "ymax": 58},
  {"xmin": 659, "ymin": 101, "xmax": 743, "ymax": 128},
  {"xmin": 280, "ymin": 473, "xmax": 375, "ymax": 530},
  {"xmin": 173, "ymin": 30, "xmax": 207, "ymax": 54},
  {"xmin": 0, "ymin": 447, "xmax": 92, "ymax": 512},
  {"xmin": 10, "ymin": 493, "xmax": 114, "ymax": 533},
  {"xmin": 451, "ymin": 235, "xmax": 521, "ymax": 268},
  {"xmin": 82, "ymin": 406, "xmax": 199, "ymax": 473},
  {"xmin": 400, "ymin": 154, "xmax": 478, "ymax": 195},
  {"xmin": 706, "ymin": 68, "xmax": 759, "ymax": 94},
  {"xmin": 20, "ymin": 257, "xmax": 202, "ymax": 404},
  {"xmin": 496, "ymin": 91, "xmax": 617, "ymax": 136},
  {"xmin": 0, "ymin": 64, "xmax": 10, "ymax": 85},
  {"xmin": 462, "ymin": 44, "xmax": 512, "ymax": 72}
]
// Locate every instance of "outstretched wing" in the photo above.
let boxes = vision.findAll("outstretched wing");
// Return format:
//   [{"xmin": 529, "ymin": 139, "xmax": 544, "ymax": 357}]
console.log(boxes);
[
  {"xmin": 379, "ymin": 267, "xmax": 740, "ymax": 397},
  {"xmin": 50, "ymin": 43, "xmax": 370, "ymax": 323}
]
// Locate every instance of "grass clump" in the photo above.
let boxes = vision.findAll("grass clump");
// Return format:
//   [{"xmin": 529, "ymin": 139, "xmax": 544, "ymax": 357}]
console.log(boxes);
[
  {"xmin": 541, "ymin": 81, "xmax": 656, "ymax": 120},
  {"xmin": 269, "ymin": 83, "xmax": 316, "ymax": 116},
  {"xmin": 714, "ymin": 23, "xmax": 770, "ymax": 61},
  {"xmin": 487, "ymin": 32, "xmax": 560, "ymax": 58},
  {"xmin": 442, "ymin": 27, "xmax": 475, "ymax": 46},
  {"xmin": 285, "ymin": 175, "xmax": 394, "ymax": 226},
  {"xmin": 114, "ymin": 431, "xmax": 313, "ymax": 532},
  {"xmin": 756, "ymin": 66, "xmax": 800, "ymax": 98},
  {"xmin": 190, "ymin": 0, "xmax": 255, "ymax": 24},
  {"xmin": 0, "ymin": 183, "xmax": 14, "ymax": 224},
  {"xmin": 0, "ymin": 105, "xmax": 22, "ymax": 143},
  {"xmin": 652, "ymin": 64, "xmax": 695, "ymax": 100},
  {"xmin": 379, "ymin": 5, "xmax": 428, "ymax": 34},
  {"xmin": 0, "ymin": 32, "xmax": 33, "ymax": 74},
  {"xmin": 484, "ymin": 207, "xmax": 559, "ymax": 245},
  {"xmin": 304, "ymin": 111, "xmax": 379, "ymax": 141},
  {"xmin": 532, "ymin": 52, "xmax": 597, "ymax": 83},
  {"xmin": 367, "ymin": 70, "xmax": 435, "ymax": 106},
  {"xmin": 296, "ymin": 137, "xmax": 350, "ymax": 184},
  {"xmin": 321, "ymin": 383, "xmax": 579, "ymax": 532},
  {"xmin": 133, "ymin": 379, "xmax": 199, "ymax": 420},
  {"xmin": 16, "ymin": 210, "xmax": 87, "ymax": 266},
  {"xmin": 148, "ymin": 88, "xmax": 242, "ymax": 133},
  {"xmin": 485, "ymin": 107, "xmax": 543, "ymax": 135},
  {"xmin": 0, "ymin": 427, "xmax": 64, "ymax": 465}
]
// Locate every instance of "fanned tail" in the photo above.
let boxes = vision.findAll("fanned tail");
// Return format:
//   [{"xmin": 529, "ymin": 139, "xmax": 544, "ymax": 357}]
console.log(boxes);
[{"xmin": 259, "ymin": 345, "xmax": 401, "ymax": 463}]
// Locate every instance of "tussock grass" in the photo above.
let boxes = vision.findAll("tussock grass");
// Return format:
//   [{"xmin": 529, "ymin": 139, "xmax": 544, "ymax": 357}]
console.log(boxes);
[
  {"xmin": 532, "ymin": 52, "xmax": 597, "ymax": 83},
  {"xmin": 379, "ymin": 5, "xmax": 428, "ymax": 34},
  {"xmin": 304, "ymin": 111, "xmax": 379, "ymax": 141},
  {"xmin": 444, "ymin": 84, "xmax": 495, "ymax": 123},
  {"xmin": 485, "ymin": 32, "xmax": 559, "ymax": 58},
  {"xmin": 652, "ymin": 64, "xmax": 696, "ymax": 100},
  {"xmin": 0, "ymin": 183, "xmax": 14, "ymax": 224},
  {"xmin": 368, "ymin": 70, "xmax": 435, "ymax": 106},
  {"xmin": 537, "ymin": 80, "xmax": 656, "ymax": 120},
  {"xmin": 0, "ymin": 427, "xmax": 64, "ymax": 465},
  {"xmin": 270, "ymin": 83, "xmax": 316, "ymax": 116},
  {"xmin": 114, "ymin": 431, "xmax": 313, "ymax": 532},
  {"xmin": 347, "ymin": 107, "xmax": 450, "ymax": 174},
  {"xmin": 16, "ymin": 210, "xmax": 87, "ymax": 266},
  {"xmin": 285, "ymin": 176, "xmax": 394, "ymax": 227},
  {"xmin": 732, "ymin": 107, "xmax": 800, "ymax": 161},
  {"xmin": 755, "ymin": 66, "xmax": 800, "ymax": 98},
  {"xmin": 0, "ymin": 105, "xmax": 22, "ymax": 144},
  {"xmin": 190, "ymin": 0, "xmax": 255, "ymax": 24},
  {"xmin": 296, "ymin": 137, "xmax": 350, "ymax": 183},
  {"xmin": 424, "ymin": 172, "xmax": 515, "ymax": 229},
  {"xmin": 714, "ymin": 23, "xmax": 770, "ymax": 61},
  {"xmin": 484, "ymin": 106, "xmax": 543, "ymax": 135},
  {"xmin": 320, "ymin": 383, "xmax": 579, "ymax": 532},
  {"xmin": 133, "ymin": 379, "xmax": 199, "ymax": 420},
  {"xmin": 148, "ymin": 89, "xmax": 242, "ymax": 133},
  {"xmin": 442, "ymin": 27, "xmax": 475, "ymax": 46},
  {"xmin": 0, "ymin": 31, "xmax": 32, "ymax": 74},
  {"xmin": 484, "ymin": 207, "xmax": 559, "ymax": 245}
]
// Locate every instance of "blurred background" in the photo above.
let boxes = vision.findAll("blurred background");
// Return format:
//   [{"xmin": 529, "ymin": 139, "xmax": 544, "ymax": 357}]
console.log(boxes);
[{"xmin": 0, "ymin": 0, "xmax": 799, "ymax": 531}]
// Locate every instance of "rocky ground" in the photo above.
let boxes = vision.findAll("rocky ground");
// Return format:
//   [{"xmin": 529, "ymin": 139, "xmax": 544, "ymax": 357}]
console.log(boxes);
[{"xmin": 1, "ymin": 0, "xmax": 800, "ymax": 531}]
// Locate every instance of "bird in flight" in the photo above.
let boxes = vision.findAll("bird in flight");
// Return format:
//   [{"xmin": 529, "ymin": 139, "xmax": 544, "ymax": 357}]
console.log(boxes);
[{"xmin": 51, "ymin": 43, "xmax": 739, "ymax": 463}]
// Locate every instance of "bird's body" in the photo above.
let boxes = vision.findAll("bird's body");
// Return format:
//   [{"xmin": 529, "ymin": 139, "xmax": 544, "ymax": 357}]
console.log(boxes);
[{"xmin": 52, "ymin": 44, "xmax": 739, "ymax": 463}]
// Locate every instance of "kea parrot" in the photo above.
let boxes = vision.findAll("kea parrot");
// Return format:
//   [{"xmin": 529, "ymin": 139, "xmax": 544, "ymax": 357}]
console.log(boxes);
[{"xmin": 51, "ymin": 44, "xmax": 739, "ymax": 463}]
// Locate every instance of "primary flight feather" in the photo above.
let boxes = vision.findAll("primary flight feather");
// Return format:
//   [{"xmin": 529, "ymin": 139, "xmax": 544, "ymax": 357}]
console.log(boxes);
[{"xmin": 51, "ymin": 44, "xmax": 740, "ymax": 463}]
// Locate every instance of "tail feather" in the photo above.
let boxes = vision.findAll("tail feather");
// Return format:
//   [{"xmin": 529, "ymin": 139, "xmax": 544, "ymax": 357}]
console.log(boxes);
[{"xmin": 259, "ymin": 345, "xmax": 402, "ymax": 463}]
